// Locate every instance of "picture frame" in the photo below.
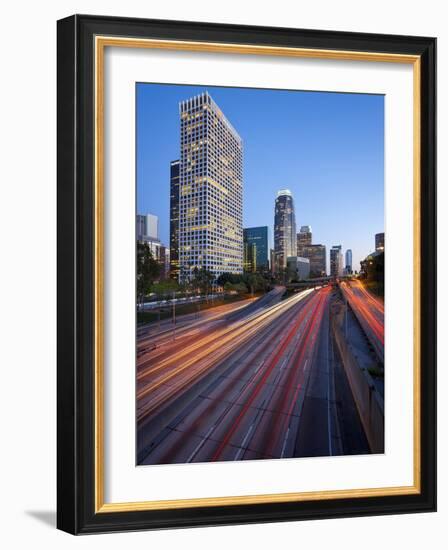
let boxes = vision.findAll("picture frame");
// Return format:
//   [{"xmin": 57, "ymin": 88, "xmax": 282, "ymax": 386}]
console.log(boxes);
[{"xmin": 57, "ymin": 14, "xmax": 436, "ymax": 534}]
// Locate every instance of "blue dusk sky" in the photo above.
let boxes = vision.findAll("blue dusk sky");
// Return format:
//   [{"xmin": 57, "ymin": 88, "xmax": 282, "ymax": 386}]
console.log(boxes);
[{"xmin": 136, "ymin": 83, "xmax": 384, "ymax": 272}]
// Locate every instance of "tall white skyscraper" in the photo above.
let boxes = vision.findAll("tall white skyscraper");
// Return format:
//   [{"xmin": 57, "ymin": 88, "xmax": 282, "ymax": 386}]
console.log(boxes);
[{"xmin": 178, "ymin": 92, "xmax": 243, "ymax": 281}]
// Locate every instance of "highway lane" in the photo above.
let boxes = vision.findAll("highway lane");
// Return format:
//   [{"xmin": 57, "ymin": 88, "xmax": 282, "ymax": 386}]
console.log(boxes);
[
  {"xmin": 137, "ymin": 286, "xmax": 366, "ymax": 464},
  {"xmin": 340, "ymin": 280, "xmax": 384, "ymax": 363},
  {"xmin": 136, "ymin": 288, "xmax": 314, "ymax": 429}
]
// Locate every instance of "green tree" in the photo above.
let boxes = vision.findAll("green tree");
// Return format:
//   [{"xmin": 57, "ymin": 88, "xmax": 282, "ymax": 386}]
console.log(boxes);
[
  {"xmin": 191, "ymin": 267, "xmax": 215, "ymax": 299},
  {"xmin": 152, "ymin": 279, "xmax": 180, "ymax": 299},
  {"xmin": 136, "ymin": 242, "xmax": 160, "ymax": 309}
]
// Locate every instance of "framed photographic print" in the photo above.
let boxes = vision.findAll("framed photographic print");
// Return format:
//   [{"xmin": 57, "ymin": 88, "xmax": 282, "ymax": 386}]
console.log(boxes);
[{"xmin": 57, "ymin": 14, "xmax": 436, "ymax": 534}]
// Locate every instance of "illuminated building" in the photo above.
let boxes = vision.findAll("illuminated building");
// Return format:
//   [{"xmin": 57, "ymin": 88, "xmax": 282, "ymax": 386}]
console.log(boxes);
[
  {"xmin": 243, "ymin": 226, "xmax": 269, "ymax": 272},
  {"xmin": 243, "ymin": 242, "xmax": 257, "ymax": 272},
  {"xmin": 296, "ymin": 225, "xmax": 312, "ymax": 255},
  {"xmin": 330, "ymin": 245, "xmax": 344, "ymax": 277},
  {"xmin": 375, "ymin": 232, "xmax": 385, "ymax": 252},
  {"xmin": 300, "ymin": 244, "xmax": 327, "ymax": 277},
  {"xmin": 178, "ymin": 92, "xmax": 243, "ymax": 282},
  {"xmin": 274, "ymin": 189, "xmax": 296, "ymax": 270},
  {"xmin": 169, "ymin": 160, "xmax": 180, "ymax": 279},
  {"xmin": 345, "ymin": 249, "xmax": 353, "ymax": 274}
]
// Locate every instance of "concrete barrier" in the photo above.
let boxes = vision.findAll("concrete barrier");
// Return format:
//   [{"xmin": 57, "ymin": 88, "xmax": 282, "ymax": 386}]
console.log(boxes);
[{"xmin": 332, "ymin": 311, "xmax": 384, "ymax": 453}]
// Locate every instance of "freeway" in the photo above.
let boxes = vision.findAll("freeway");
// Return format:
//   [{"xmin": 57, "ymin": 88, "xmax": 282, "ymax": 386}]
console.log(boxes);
[
  {"xmin": 340, "ymin": 280, "xmax": 384, "ymax": 363},
  {"xmin": 137, "ymin": 285, "xmax": 369, "ymax": 464}
]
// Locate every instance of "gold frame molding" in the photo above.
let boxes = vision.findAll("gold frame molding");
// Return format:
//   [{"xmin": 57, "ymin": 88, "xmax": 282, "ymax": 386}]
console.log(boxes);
[{"xmin": 94, "ymin": 36, "xmax": 421, "ymax": 514}]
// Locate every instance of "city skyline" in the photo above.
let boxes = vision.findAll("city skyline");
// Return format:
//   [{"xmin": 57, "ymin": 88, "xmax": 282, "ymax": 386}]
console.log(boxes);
[{"xmin": 137, "ymin": 83, "xmax": 384, "ymax": 272}]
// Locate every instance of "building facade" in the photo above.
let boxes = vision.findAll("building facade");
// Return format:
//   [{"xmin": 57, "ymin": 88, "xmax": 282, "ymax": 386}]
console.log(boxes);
[
  {"xmin": 287, "ymin": 256, "xmax": 310, "ymax": 281},
  {"xmin": 178, "ymin": 92, "xmax": 243, "ymax": 282},
  {"xmin": 299, "ymin": 244, "xmax": 327, "ymax": 277},
  {"xmin": 136, "ymin": 213, "xmax": 166, "ymax": 277},
  {"xmin": 375, "ymin": 232, "xmax": 385, "ymax": 252},
  {"xmin": 243, "ymin": 242, "xmax": 257, "ymax": 272},
  {"xmin": 137, "ymin": 213, "xmax": 159, "ymax": 242},
  {"xmin": 169, "ymin": 160, "xmax": 180, "ymax": 279},
  {"xmin": 345, "ymin": 249, "xmax": 353, "ymax": 274},
  {"xmin": 297, "ymin": 225, "xmax": 312, "ymax": 255},
  {"xmin": 274, "ymin": 189, "xmax": 296, "ymax": 271},
  {"xmin": 243, "ymin": 226, "xmax": 269, "ymax": 272},
  {"xmin": 330, "ymin": 245, "xmax": 344, "ymax": 278}
]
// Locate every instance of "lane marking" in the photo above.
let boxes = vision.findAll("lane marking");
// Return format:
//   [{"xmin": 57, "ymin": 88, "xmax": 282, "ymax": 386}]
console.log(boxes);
[
  {"xmin": 234, "ymin": 423, "xmax": 255, "ymax": 460},
  {"xmin": 280, "ymin": 427, "xmax": 290, "ymax": 458},
  {"xmin": 186, "ymin": 424, "xmax": 215, "ymax": 463}
]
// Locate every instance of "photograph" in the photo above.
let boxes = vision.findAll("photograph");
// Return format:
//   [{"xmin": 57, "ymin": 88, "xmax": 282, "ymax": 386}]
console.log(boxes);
[{"xmin": 135, "ymin": 83, "xmax": 385, "ymax": 465}]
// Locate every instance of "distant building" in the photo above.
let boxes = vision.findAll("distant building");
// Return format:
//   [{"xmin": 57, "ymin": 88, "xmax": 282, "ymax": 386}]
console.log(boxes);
[
  {"xmin": 137, "ymin": 213, "xmax": 159, "ymax": 241},
  {"xmin": 274, "ymin": 189, "xmax": 296, "ymax": 271},
  {"xmin": 345, "ymin": 249, "xmax": 353, "ymax": 274},
  {"xmin": 297, "ymin": 225, "xmax": 312, "ymax": 255},
  {"xmin": 243, "ymin": 226, "xmax": 269, "ymax": 272},
  {"xmin": 287, "ymin": 256, "xmax": 310, "ymax": 281},
  {"xmin": 375, "ymin": 232, "xmax": 385, "ymax": 252},
  {"xmin": 137, "ymin": 213, "xmax": 168, "ymax": 278},
  {"xmin": 330, "ymin": 245, "xmax": 344, "ymax": 278},
  {"xmin": 300, "ymin": 244, "xmax": 327, "ymax": 277},
  {"xmin": 169, "ymin": 160, "xmax": 180, "ymax": 279},
  {"xmin": 178, "ymin": 92, "xmax": 243, "ymax": 282}
]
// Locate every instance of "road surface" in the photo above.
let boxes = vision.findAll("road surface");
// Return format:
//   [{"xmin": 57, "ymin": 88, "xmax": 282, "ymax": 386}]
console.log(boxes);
[
  {"xmin": 340, "ymin": 280, "xmax": 384, "ymax": 363},
  {"xmin": 137, "ymin": 286, "xmax": 369, "ymax": 464}
]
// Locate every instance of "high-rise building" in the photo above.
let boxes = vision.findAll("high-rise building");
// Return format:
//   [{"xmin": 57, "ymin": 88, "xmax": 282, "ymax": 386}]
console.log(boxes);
[
  {"xmin": 330, "ymin": 245, "xmax": 343, "ymax": 278},
  {"xmin": 299, "ymin": 244, "xmax": 327, "ymax": 277},
  {"xmin": 137, "ymin": 213, "xmax": 159, "ymax": 242},
  {"xmin": 274, "ymin": 189, "xmax": 296, "ymax": 271},
  {"xmin": 375, "ymin": 232, "xmax": 385, "ymax": 252},
  {"xmin": 243, "ymin": 226, "xmax": 269, "ymax": 272},
  {"xmin": 345, "ymin": 249, "xmax": 353, "ymax": 274},
  {"xmin": 297, "ymin": 225, "xmax": 312, "ymax": 255},
  {"xmin": 169, "ymin": 160, "xmax": 180, "ymax": 279},
  {"xmin": 178, "ymin": 92, "xmax": 243, "ymax": 282},
  {"xmin": 287, "ymin": 256, "xmax": 310, "ymax": 281},
  {"xmin": 243, "ymin": 242, "xmax": 257, "ymax": 273},
  {"xmin": 270, "ymin": 249, "xmax": 276, "ymax": 274},
  {"xmin": 136, "ymin": 213, "xmax": 166, "ymax": 278}
]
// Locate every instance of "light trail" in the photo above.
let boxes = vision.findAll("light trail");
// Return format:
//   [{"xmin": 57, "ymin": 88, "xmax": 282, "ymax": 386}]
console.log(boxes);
[
  {"xmin": 340, "ymin": 281, "xmax": 384, "ymax": 361},
  {"xmin": 137, "ymin": 289, "xmax": 315, "ymax": 422}
]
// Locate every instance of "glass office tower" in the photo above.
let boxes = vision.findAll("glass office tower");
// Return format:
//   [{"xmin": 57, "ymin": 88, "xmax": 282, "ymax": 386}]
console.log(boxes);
[{"xmin": 274, "ymin": 189, "xmax": 296, "ymax": 270}]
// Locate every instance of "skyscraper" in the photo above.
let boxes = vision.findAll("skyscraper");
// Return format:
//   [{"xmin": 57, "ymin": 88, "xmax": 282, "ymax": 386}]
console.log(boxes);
[
  {"xmin": 178, "ymin": 92, "xmax": 243, "ymax": 282},
  {"xmin": 243, "ymin": 226, "xmax": 269, "ymax": 272},
  {"xmin": 375, "ymin": 232, "xmax": 385, "ymax": 252},
  {"xmin": 297, "ymin": 225, "xmax": 312, "ymax": 255},
  {"xmin": 330, "ymin": 245, "xmax": 343, "ymax": 277},
  {"xmin": 169, "ymin": 160, "xmax": 180, "ymax": 279},
  {"xmin": 243, "ymin": 242, "xmax": 257, "ymax": 273},
  {"xmin": 345, "ymin": 249, "xmax": 353, "ymax": 274},
  {"xmin": 274, "ymin": 189, "xmax": 296, "ymax": 270}
]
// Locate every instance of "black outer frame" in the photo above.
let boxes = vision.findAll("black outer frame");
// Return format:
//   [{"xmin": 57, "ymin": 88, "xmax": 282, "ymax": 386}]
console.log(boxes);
[{"xmin": 57, "ymin": 14, "xmax": 436, "ymax": 535}]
